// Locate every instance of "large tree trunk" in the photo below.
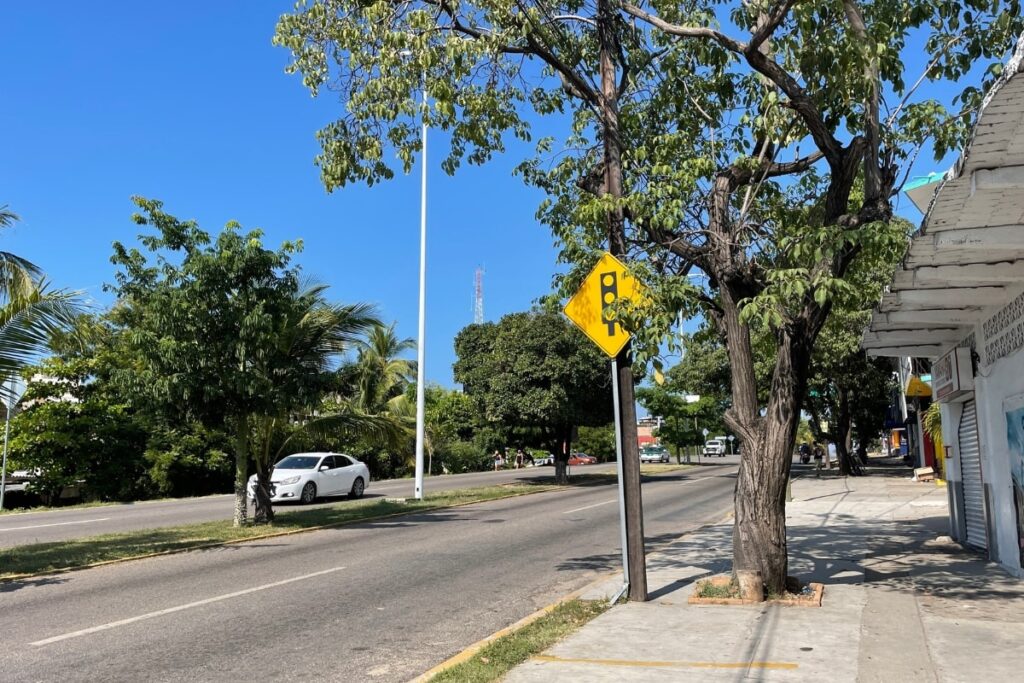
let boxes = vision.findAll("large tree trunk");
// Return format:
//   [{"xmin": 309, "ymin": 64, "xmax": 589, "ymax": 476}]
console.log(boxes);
[
  {"xmin": 253, "ymin": 471, "xmax": 275, "ymax": 524},
  {"xmin": 553, "ymin": 428, "xmax": 571, "ymax": 485},
  {"xmin": 835, "ymin": 388, "xmax": 861, "ymax": 476},
  {"xmin": 725, "ymin": 321, "xmax": 810, "ymax": 597},
  {"xmin": 232, "ymin": 414, "xmax": 249, "ymax": 527}
]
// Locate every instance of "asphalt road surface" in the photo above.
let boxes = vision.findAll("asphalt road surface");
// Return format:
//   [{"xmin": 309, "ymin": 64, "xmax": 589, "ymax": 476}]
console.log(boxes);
[
  {"xmin": 0, "ymin": 463, "xmax": 737, "ymax": 682},
  {"xmin": 0, "ymin": 456, "xmax": 741, "ymax": 548}
]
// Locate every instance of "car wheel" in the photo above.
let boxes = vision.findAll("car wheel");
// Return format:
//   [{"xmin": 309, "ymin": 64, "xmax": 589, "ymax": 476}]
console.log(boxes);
[
  {"xmin": 350, "ymin": 477, "xmax": 365, "ymax": 499},
  {"xmin": 300, "ymin": 482, "xmax": 317, "ymax": 504}
]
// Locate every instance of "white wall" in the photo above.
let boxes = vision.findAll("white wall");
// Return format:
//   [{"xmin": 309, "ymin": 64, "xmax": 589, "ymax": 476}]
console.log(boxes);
[{"xmin": 973, "ymin": 343, "xmax": 1024, "ymax": 576}]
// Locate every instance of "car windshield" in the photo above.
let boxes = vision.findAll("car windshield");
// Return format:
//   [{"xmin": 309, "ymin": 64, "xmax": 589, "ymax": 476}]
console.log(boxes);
[{"xmin": 274, "ymin": 455, "xmax": 321, "ymax": 470}]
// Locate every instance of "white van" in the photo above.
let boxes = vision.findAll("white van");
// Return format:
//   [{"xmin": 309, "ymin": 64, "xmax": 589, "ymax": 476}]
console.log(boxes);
[{"xmin": 703, "ymin": 437, "xmax": 727, "ymax": 457}]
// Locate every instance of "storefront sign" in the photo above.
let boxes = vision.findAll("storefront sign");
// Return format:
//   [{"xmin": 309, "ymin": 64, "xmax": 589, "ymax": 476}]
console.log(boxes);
[{"xmin": 933, "ymin": 347, "xmax": 974, "ymax": 401}]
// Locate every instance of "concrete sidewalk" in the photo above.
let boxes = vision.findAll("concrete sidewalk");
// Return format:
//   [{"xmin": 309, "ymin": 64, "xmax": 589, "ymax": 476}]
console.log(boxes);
[{"xmin": 504, "ymin": 471, "xmax": 1024, "ymax": 682}]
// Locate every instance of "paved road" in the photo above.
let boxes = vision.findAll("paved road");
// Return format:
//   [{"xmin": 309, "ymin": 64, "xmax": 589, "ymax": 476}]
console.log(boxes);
[
  {"xmin": 0, "ymin": 457, "xmax": 741, "ymax": 548},
  {"xmin": 0, "ymin": 463, "xmax": 737, "ymax": 682},
  {"xmin": 0, "ymin": 463, "xmax": 627, "ymax": 548}
]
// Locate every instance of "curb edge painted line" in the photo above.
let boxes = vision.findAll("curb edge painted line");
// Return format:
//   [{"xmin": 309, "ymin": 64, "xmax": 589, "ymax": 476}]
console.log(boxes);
[
  {"xmin": 411, "ymin": 477, "xmax": 739, "ymax": 683},
  {"xmin": 409, "ymin": 570, "xmax": 619, "ymax": 683},
  {"xmin": 0, "ymin": 486, "xmax": 571, "ymax": 584}
]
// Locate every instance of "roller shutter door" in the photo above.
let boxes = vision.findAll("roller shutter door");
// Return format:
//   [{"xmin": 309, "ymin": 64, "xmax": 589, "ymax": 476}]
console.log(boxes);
[{"xmin": 958, "ymin": 400, "xmax": 987, "ymax": 550}]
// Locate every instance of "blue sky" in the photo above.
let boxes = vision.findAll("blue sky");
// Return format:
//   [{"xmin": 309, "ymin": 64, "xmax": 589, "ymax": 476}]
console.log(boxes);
[
  {"xmin": 1, "ymin": 3, "xmax": 980, "ymax": 388},
  {"xmin": 1, "ymin": 2, "xmax": 565, "ymax": 387}
]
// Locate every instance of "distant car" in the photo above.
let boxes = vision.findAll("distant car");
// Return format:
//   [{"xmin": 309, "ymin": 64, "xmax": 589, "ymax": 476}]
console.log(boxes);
[
  {"xmin": 568, "ymin": 453, "xmax": 597, "ymax": 466},
  {"xmin": 640, "ymin": 448, "xmax": 670, "ymax": 464},
  {"xmin": 247, "ymin": 452, "xmax": 369, "ymax": 504},
  {"xmin": 703, "ymin": 438, "xmax": 727, "ymax": 457}
]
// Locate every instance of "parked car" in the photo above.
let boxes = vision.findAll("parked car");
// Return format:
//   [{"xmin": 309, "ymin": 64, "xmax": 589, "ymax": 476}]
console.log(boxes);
[
  {"xmin": 247, "ymin": 452, "xmax": 369, "ymax": 504},
  {"xmin": 640, "ymin": 447, "xmax": 670, "ymax": 463}
]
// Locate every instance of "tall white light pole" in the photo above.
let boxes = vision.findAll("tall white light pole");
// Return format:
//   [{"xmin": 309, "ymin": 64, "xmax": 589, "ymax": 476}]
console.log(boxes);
[{"xmin": 413, "ymin": 67, "xmax": 428, "ymax": 501}]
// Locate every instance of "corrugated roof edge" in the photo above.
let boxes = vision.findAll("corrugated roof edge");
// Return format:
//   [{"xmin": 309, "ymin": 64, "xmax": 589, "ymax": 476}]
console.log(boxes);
[{"xmin": 914, "ymin": 31, "xmax": 1024, "ymax": 233}]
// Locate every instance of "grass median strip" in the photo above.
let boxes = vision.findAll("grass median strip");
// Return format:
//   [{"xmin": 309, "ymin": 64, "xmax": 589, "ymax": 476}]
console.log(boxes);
[
  {"xmin": 430, "ymin": 599, "xmax": 609, "ymax": 683},
  {"xmin": 0, "ymin": 482, "xmax": 562, "ymax": 580}
]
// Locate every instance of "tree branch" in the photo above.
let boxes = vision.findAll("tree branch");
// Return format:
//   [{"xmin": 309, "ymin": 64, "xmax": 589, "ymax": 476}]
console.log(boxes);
[{"xmin": 619, "ymin": 2, "xmax": 743, "ymax": 51}]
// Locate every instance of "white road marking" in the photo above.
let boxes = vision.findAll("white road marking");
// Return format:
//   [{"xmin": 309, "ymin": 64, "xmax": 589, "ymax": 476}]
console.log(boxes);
[
  {"xmin": 563, "ymin": 499, "xmax": 616, "ymax": 514},
  {"xmin": 561, "ymin": 470, "xmax": 732, "ymax": 515},
  {"xmin": 30, "ymin": 566, "xmax": 346, "ymax": 647},
  {"xmin": 0, "ymin": 518, "xmax": 111, "ymax": 532}
]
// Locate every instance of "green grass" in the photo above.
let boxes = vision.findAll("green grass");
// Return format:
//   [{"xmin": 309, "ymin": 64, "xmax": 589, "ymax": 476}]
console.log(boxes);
[
  {"xmin": 694, "ymin": 577, "xmax": 740, "ymax": 599},
  {"xmin": 431, "ymin": 599, "xmax": 609, "ymax": 683},
  {"xmin": 0, "ymin": 494, "xmax": 227, "ymax": 516},
  {"xmin": 0, "ymin": 482, "xmax": 560, "ymax": 580}
]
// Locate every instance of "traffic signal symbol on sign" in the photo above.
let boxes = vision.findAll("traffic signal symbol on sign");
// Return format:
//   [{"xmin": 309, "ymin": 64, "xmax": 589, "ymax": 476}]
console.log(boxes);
[
  {"xmin": 599, "ymin": 271, "xmax": 619, "ymax": 336},
  {"xmin": 563, "ymin": 252, "xmax": 646, "ymax": 358}
]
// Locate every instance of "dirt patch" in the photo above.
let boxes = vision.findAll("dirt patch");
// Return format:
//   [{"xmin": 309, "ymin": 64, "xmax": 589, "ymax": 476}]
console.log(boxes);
[{"xmin": 688, "ymin": 574, "xmax": 824, "ymax": 607}]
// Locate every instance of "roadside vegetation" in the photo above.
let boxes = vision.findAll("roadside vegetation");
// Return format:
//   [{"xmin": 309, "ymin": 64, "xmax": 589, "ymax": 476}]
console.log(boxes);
[
  {"xmin": 430, "ymin": 599, "xmax": 608, "ymax": 683},
  {"xmin": 2, "ymin": 203, "xmax": 621, "ymax": 519}
]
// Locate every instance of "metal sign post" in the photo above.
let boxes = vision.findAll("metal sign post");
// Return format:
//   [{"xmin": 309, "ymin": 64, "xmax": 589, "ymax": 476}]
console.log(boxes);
[
  {"xmin": 564, "ymin": 251, "xmax": 648, "ymax": 603},
  {"xmin": 609, "ymin": 357, "xmax": 629, "ymax": 604}
]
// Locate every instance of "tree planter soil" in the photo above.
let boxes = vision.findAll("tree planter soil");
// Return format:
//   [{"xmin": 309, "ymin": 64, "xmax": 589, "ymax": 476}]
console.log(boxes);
[{"xmin": 689, "ymin": 574, "xmax": 824, "ymax": 607}]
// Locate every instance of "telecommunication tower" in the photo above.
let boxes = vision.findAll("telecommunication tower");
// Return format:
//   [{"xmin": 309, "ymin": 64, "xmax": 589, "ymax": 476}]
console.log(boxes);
[{"xmin": 474, "ymin": 267, "xmax": 484, "ymax": 324}]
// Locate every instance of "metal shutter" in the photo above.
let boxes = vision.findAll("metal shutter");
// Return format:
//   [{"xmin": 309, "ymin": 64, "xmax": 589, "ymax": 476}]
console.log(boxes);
[{"xmin": 958, "ymin": 400, "xmax": 987, "ymax": 550}]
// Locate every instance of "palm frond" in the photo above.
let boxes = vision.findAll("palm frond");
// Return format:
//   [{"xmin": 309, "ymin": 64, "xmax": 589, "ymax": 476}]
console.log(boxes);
[
  {"xmin": 277, "ymin": 408, "xmax": 410, "ymax": 457},
  {"xmin": 0, "ymin": 251, "xmax": 44, "ymax": 303},
  {"xmin": 0, "ymin": 287, "xmax": 85, "ymax": 402}
]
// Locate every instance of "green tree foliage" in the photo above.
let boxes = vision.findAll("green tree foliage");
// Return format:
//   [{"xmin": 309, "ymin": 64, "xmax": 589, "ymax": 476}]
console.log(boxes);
[
  {"xmin": 8, "ymin": 356, "xmax": 149, "ymax": 504},
  {"xmin": 636, "ymin": 353, "xmax": 730, "ymax": 456},
  {"xmin": 453, "ymin": 311, "xmax": 612, "ymax": 483},
  {"xmin": 109, "ymin": 198, "xmax": 318, "ymax": 526},
  {"xmin": 274, "ymin": 0, "xmax": 1023, "ymax": 592},
  {"xmin": 144, "ymin": 423, "xmax": 234, "ymax": 498},
  {"xmin": 425, "ymin": 385, "xmax": 486, "ymax": 473},
  {"xmin": 804, "ymin": 218, "xmax": 908, "ymax": 474},
  {"xmin": 575, "ymin": 424, "xmax": 616, "ymax": 462}
]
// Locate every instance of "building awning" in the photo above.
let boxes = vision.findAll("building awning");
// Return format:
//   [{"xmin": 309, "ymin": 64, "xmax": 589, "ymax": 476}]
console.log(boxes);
[{"xmin": 864, "ymin": 34, "xmax": 1024, "ymax": 359}]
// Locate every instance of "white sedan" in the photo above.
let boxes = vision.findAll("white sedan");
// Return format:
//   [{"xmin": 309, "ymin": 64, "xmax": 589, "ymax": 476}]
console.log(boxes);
[{"xmin": 247, "ymin": 453, "xmax": 370, "ymax": 504}]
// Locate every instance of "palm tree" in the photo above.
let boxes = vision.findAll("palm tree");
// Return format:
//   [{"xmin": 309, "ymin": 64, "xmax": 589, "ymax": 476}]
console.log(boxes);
[
  {"xmin": 350, "ymin": 323, "xmax": 418, "ymax": 474},
  {"xmin": 354, "ymin": 323, "xmax": 416, "ymax": 412},
  {"xmin": 0, "ymin": 206, "xmax": 82, "ymax": 403},
  {"xmin": 249, "ymin": 283, "xmax": 406, "ymax": 522}
]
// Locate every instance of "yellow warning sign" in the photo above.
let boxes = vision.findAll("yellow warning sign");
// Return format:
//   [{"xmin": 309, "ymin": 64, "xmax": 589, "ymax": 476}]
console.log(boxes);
[{"xmin": 564, "ymin": 252, "xmax": 646, "ymax": 358}]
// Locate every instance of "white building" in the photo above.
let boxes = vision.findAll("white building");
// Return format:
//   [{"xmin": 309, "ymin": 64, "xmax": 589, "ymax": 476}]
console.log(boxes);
[{"xmin": 864, "ymin": 35, "xmax": 1024, "ymax": 577}]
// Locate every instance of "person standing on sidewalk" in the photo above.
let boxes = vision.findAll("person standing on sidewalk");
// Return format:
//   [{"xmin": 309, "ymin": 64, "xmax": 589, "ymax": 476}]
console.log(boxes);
[
  {"xmin": 813, "ymin": 443, "xmax": 824, "ymax": 476},
  {"xmin": 515, "ymin": 448, "xmax": 525, "ymax": 469}
]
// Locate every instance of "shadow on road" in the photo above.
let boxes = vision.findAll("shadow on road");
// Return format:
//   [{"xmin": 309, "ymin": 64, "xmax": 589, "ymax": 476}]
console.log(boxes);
[{"xmin": 0, "ymin": 575, "xmax": 69, "ymax": 594}]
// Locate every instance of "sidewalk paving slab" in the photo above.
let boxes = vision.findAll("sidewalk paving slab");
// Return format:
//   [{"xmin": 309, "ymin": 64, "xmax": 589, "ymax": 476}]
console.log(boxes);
[{"xmin": 503, "ymin": 468, "xmax": 1024, "ymax": 683}]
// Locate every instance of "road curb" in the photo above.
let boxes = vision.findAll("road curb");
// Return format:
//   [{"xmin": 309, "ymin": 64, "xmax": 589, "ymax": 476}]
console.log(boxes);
[
  {"xmin": 408, "ymin": 570, "xmax": 620, "ymax": 683},
  {"xmin": 0, "ymin": 486, "xmax": 569, "ymax": 584},
  {"xmin": 411, "ymin": 482, "xmax": 738, "ymax": 682}
]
